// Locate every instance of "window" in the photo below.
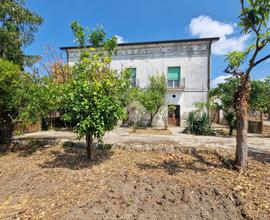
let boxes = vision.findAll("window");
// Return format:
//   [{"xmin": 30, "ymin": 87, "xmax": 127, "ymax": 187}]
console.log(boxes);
[
  {"xmin": 167, "ymin": 67, "xmax": 180, "ymax": 88},
  {"xmin": 129, "ymin": 68, "xmax": 136, "ymax": 87}
]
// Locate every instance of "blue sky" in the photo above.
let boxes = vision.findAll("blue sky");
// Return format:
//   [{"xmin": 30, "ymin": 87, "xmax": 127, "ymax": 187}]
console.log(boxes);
[{"xmin": 24, "ymin": 0, "xmax": 269, "ymax": 86}]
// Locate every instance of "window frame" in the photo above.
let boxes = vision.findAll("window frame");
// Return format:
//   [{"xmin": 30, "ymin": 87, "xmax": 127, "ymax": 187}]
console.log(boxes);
[
  {"xmin": 128, "ymin": 67, "xmax": 137, "ymax": 87},
  {"xmin": 167, "ymin": 66, "xmax": 181, "ymax": 88}
]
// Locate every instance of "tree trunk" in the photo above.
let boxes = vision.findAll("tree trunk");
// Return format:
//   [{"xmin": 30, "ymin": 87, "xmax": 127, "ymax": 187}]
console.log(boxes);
[
  {"xmin": 148, "ymin": 108, "xmax": 161, "ymax": 127},
  {"xmin": 0, "ymin": 114, "xmax": 13, "ymax": 152},
  {"xmin": 229, "ymin": 126, "xmax": 234, "ymax": 136},
  {"xmin": 260, "ymin": 111, "xmax": 263, "ymax": 133},
  {"xmin": 235, "ymin": 77, "xmax": 249, "ymax": 169},
  {"xmin": 148, "ymin": 114, "xmax": 154, "ymax": 127},
  {"xmin": 86, "ymin": 133, "xmax": 94, "ymax": 160}
]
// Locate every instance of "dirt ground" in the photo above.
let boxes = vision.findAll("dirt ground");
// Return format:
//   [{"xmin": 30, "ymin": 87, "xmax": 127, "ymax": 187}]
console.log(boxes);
[
  {"xmin": 0, "ymin": 144, "xmax": 269, "ymax": 220},
  {"xmin": 19, "ymin": 125, "xmax": 270, "ymax": 154}
]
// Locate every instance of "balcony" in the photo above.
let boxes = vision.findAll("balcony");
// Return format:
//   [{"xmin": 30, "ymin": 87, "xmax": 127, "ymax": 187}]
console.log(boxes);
[{"xmin": 167, "ymin": 78, "xmax": 185, "ymax": 91}]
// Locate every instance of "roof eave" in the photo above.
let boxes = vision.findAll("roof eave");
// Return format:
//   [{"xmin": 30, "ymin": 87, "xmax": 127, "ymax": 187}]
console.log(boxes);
[{"xmin": 60, "ymin": 37, "xmax": 220, "ymax": 51}]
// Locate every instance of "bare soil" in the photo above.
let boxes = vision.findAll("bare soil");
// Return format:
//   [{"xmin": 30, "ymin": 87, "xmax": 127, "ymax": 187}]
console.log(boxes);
[
  {"xmin": 129, "ymin": 128, "xmax": 172, "ymax": 135},
  {"xmin": 0, "ymin": 144, "xmax": 269, "ymax": 220}
]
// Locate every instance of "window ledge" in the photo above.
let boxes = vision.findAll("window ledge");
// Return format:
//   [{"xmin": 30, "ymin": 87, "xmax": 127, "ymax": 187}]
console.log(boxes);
[{"xmin": 166, "ymin": 87, "xmax": 185, "ymax": 91}]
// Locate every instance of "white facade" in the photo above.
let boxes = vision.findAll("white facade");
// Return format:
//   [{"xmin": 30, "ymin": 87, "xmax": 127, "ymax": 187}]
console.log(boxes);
[{"xmin": 61, "ymin": 38, "xmax": 218, "ymax": 126}]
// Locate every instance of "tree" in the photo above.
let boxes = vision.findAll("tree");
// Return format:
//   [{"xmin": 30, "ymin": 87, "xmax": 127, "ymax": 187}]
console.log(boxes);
[
  {"xmin": 0, "ymin": 59, "xmax": 21, "ymax": 148},
  {"xmin": 60, "ymin": 22, "xmax": 130, "ymax": 160},
  {"xmin": 139, "ymin": 74, "xmax": 166, "ymax": 127},
  {"xmin": 211, "ymin": 77, "xmax": 270, "ymax": 136},
  {"xmin": 224, "ymin": 0, "xmax": 270, "ymax": 169},
  {"xmin": 249, "ymin": 79, "xmax": 270, "ymax": 130},
  {"xmin": 0, "ymin": 0, "xmax": 43, "ymax": 67},
  {"xmin": 0, "ymin": 59, "xmax": 53, "ymax": 150},
  {"xmin": 210, "ymin": 77, "xmax": 240, "ymax": 136},
  {"xmin": 0, "ymin": 0, "xmax": 43, "ymax": 149},
  {"xmin": 265, "ymin": 76, "xmax": 270, "ymax": 119}
]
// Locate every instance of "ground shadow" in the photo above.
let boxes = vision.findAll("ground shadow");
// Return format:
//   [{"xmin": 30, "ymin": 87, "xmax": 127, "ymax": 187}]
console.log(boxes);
[
  {"xmin": 248, "ymin": 135, "xmax": 270, "ymax": 138},
  {"xmin": 137, "ymin": 148, "xmax": 234, "ymax": 175},
  {"xmin": 248, "ymin": 149, "xmax": 270, "ymax": 164},
  {"xmin": 137, "ymin": 159, "xmax": 206, "ymax": 175},
  {"xmin": 40, "ymin": 144, "xmax": 114, "ymax": 170},
  {"xmin": 10, "ymin": 138, "xmax": 59, "ymax": 157}
]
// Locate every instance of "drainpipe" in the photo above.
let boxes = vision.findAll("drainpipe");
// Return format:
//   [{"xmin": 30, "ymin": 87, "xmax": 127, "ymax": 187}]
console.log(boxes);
[
  {"xmin": 66, "ymin": 50, "xmax": 69, "ymax": 66},
  {"xmin": 207, "ymin": 41, "xmax": 212, "ymax": 120}
]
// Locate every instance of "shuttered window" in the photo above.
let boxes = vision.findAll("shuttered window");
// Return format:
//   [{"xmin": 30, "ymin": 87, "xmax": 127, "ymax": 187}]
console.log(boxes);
[
  {"xmin": 129, "ymin": 68, "xmax": 136, "ymax": 87},
  {"xmin": 167, "ymin": 67, "xmax": 180, "ymax": 88}
]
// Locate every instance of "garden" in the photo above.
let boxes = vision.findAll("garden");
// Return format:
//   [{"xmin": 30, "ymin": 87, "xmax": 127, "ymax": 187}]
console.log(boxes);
[{"xmin": 1, "ymin": 0, "xmax": 270, "ymax": 219}]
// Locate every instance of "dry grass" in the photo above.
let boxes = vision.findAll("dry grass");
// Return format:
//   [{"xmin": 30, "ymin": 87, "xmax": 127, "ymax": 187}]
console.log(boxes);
[
  {"xmin": 0, "ymin": 144, "xmax": 269, "ymax": 219},
  {"xmin": 129, "ymin": 128, "xmax": 172, "ymax": 135}
]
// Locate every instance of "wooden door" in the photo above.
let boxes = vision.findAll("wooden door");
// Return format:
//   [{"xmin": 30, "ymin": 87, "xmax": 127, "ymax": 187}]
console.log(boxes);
[{"xmin": 168, "ymin": 105, "xmax": 180, "ymax": 126}]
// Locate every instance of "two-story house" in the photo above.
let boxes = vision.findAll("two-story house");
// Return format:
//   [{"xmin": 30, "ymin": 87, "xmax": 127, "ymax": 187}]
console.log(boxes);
[{"xmin": 60, "ymin": 37, "xmax": 219, "ymax": 126}]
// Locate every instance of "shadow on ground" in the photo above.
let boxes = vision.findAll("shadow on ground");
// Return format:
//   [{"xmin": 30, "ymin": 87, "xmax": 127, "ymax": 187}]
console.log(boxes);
[
  {"xmin": 40, "ymin": 144, "xmax": 114, "ymax": 170},
  {"xmin": 7, "ymin": 138, "xmax": 59, "ymax": 157},
  {"xmin": 137, "ymin": 149, "xmax": 235, "ymax": 175},
  {"xmin": 138, "ymin": 147, "xmax": 270, "ymax": 175},
  {"xmin": 248, "ymin": 149, "xmax": 270, "ymax": 164}
]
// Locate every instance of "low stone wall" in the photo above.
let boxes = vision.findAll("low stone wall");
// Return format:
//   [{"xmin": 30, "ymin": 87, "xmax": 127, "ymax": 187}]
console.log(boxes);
[{"xmin": 248, "ymin": 121, "xmax": 263, "ymax": 134}]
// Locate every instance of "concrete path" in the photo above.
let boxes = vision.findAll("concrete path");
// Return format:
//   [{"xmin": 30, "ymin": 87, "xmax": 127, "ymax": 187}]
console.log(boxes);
[{"xmin": 18, "ymin": 127, "xmax": 270, "ymax": 153}]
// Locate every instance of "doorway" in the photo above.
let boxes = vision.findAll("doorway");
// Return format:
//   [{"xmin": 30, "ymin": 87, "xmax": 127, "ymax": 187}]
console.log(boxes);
[{"xmin": 168, "ymin": 105, "xmax": 180, "ymax": 126}]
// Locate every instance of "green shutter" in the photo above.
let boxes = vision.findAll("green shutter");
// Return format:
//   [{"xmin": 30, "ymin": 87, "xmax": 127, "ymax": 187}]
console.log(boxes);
[
  {"xmin": 130, "ymin": 68, "xmax": 136, "ymax": 77},
  {"xmin": 167, "ymin": 67, "xmax": 180, "ymax": 80}
]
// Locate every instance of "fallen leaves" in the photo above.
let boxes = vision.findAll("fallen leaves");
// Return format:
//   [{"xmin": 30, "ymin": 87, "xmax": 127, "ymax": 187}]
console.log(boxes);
[{"xmin": 0, "ymin": 145, "xmax": 269, "ymax": 219}]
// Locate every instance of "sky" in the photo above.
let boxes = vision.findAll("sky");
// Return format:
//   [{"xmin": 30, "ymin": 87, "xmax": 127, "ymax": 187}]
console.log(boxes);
[{"xmin": 24, "ymin": 0, "xmax": 270, "ymax": 86}]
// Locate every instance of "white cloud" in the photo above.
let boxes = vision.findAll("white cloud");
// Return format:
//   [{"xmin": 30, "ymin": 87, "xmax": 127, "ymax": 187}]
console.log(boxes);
[
  {"xmin": 211, "ymin": 75, "xmax": 231, "ymax": 88},
  {"xmin": 115, "ymin": 35, "xmax": 126, "ymax": 44},
  {"xmin": 189, "ymin": 16, "xmax": 250, "ymax": 55}
]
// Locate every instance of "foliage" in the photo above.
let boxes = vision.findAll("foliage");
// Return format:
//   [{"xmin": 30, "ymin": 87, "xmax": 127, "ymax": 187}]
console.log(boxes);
[
  {"xmin": 183, "ymin": 111, "xmax": 215, "ymax": 136},
  {"xmin": 0, "ymin": 59, "xmax": 54, "ymax": 148},
  {"xmin": 139, "ymin": 74, "xmax": 166, "ymax": 127},
  {"xmin": 42, "ymin": 45, "xmax": 71, "ymax": 83},
  {"xmin": 224, "ymin": 112, "xmax": 237, "ymax": 136},
  {"xmin": 0, "ymin": 0, "xmax": 44, "ymax": 149},
  {"xmin": 210, "ymin": 76, "xmax": 270, "ymax": 114},
  {"xmin": 210, "ymin": 77, "xmax": 240, "ymax": 112},
  {"xmin": 210, "ymin": 77, "xmax": 239, "ymax": 135},
  {"xmin": 249, "ymin": 79, "xmax": 270, "ymax": 113},
  {"xmin": 224, "ymin": 0, "xmax": 270, "ymax": 168},
  {"xmin": 71, "ymin": 21, "xmax": 117, "ymax": 55},
  {"xmin": 60, "ymin": 22, "xmax": 131, "ymax": 159},
  {"xmin": 210, "ymin": 76, "xmax": 270, "ymax": 135},
  {"xmin": 0, "ymin": 59, "xmax": 22, "ymax": 116},
  {"xmin": 0, "ymin": 0, "xmax": 43, "ymax": 67}
]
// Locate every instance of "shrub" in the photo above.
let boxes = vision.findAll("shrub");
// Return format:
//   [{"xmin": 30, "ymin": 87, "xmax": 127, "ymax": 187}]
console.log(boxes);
[
  {"xmin": 224, "ymin": 111, "xmax": 237, "ymax": 136},
  {"xmin": 183, "ymin": 111, "xmax": 215, "ymax": 136}
]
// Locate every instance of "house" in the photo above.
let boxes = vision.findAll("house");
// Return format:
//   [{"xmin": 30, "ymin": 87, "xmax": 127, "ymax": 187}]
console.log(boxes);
[{"xmin": 60, "ymin": 37, "xmax": 219, "ymax": 127}]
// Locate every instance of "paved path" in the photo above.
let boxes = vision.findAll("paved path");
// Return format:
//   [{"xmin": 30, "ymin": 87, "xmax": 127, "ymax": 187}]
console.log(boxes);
[{"xmin": 18, "ymin": 127, "xmax": 270, "ymax": 153}]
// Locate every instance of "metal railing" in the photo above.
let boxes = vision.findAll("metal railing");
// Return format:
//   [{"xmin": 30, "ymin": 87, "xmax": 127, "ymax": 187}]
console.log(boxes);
[{"xmin": 167, "ymin": 78, "xmax": 185, "ymax": 90}]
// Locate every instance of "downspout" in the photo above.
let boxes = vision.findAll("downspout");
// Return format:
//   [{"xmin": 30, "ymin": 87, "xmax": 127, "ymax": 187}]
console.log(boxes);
[
  {"xmin": 207, "ymin": 41, "xmax": 212, "ymax": 119},
  {"xmin": 66, "ymin": 49, "xmax": 69, "ymax": 66}
]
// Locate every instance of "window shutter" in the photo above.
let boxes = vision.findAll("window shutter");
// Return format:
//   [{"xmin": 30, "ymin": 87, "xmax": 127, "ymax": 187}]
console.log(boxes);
[
  {"xmin": 130, "ymin": 68, "xmax": 136, "ymax": 77},
  {"xmin": 167, "ymin": 67, "xmax": 180, "ymax": 80}
]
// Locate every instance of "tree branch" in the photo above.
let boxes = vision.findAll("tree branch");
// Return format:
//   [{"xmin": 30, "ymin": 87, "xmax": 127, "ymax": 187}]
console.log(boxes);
[
  {"xmin": 240, "ymin": 0, "xmax": 259, "ymax": 35},
  {"xmin": 254, "ymin": 54, "xmax": 270, "ymax": 67}
]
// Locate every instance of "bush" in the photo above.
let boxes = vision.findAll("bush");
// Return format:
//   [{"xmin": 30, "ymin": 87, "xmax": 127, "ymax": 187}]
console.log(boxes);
[
  {"xmin": 183, "ymin": 111, "xmax": 215, "ymax": 136},
  {"xmin": 224, "ymin": 111, "xmax": 236, "ymax": 136}
]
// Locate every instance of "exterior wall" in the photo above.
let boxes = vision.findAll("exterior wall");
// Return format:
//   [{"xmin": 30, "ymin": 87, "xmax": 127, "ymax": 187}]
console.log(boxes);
[{"xmin": 65, "ymin": 41, "xmax": 211, "ymax": 127}]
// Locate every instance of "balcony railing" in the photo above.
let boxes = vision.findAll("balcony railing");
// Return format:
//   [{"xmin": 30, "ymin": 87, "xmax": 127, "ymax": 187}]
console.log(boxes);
[{"xmin": 167, "ymin": 78, "xmax": 185, "ymax": 90}]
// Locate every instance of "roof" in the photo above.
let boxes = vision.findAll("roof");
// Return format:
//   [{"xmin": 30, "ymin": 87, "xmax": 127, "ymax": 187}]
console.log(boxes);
[{"xmin": 60, "ymin": 37, "xmax": 219, "ymax": 50}]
